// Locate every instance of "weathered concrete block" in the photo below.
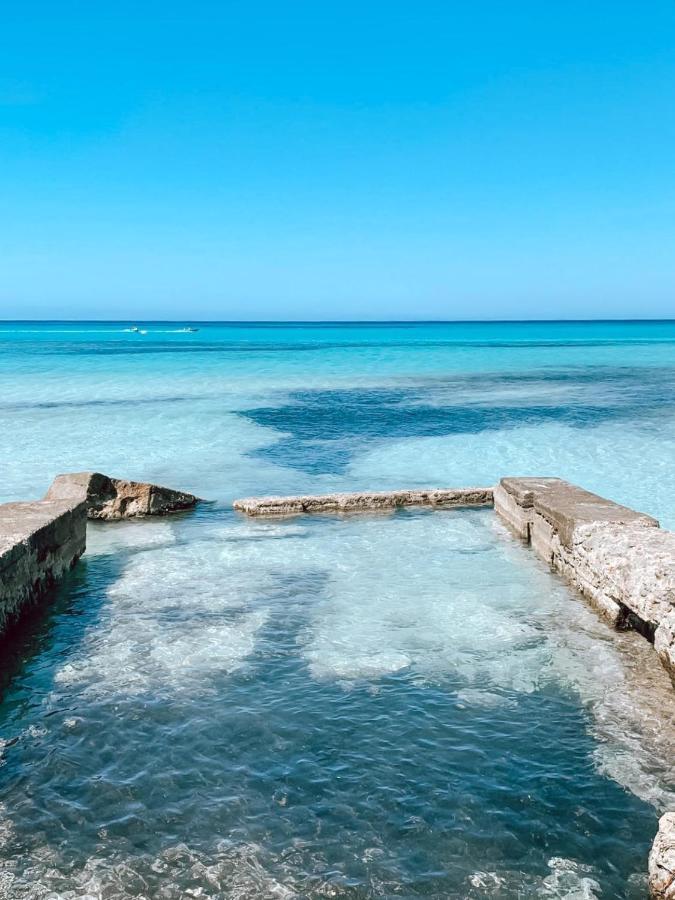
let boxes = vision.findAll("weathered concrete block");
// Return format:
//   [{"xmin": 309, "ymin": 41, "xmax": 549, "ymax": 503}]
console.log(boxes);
[
  {"xmin": 493, "ymin": 483, "xmax": 532, "ymax": 540},
  {"xmin": 234, "ymin": 487, "xmax": 494, "ymax": 517},
  {"xmin": 0, "ymin": 499, "xmax": 87, "ymax": 636},
  {"xmin": 531, "ymin": 511, "xmax": 556, "ymax": 565},
  {"xmin": 499, "ymin": 476, "xmax": 564, "ymax": 508},
  {"xmin": 495, "ymin": 476, "xmax": 675, "ymax": 673},
  {"xmin": 45, "ymin": 472, "xmax": 199, "ymax": 520},
  {"xmin": 569, "ymin": 523, "xmax": 675, "ymax": 630},
  {"xmin": 496, "ymin": 477, "xmax": 567, "ymax": 545},
  {"xmin": 496, "ymin": 477, "xmax": 658, "ymax": 547},
  {"xmin": 533, "ymin": 481, "xmax": 658, "ymax": 549},
  {"xmin": 649, "ymin": 812, "xmax": 675, "ymax": 899}
]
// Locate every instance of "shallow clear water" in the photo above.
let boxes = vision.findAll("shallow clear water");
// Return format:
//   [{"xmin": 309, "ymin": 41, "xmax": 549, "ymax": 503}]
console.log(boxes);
[{"xmin": 1, "ymin": 321, "xmax": 674, "ymax": 898}]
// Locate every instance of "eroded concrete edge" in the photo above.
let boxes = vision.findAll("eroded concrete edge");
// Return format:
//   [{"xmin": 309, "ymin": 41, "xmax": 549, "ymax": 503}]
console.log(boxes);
[{"xmin": 0, "ymin": 499, "xmax": 87, "ymax": 637}]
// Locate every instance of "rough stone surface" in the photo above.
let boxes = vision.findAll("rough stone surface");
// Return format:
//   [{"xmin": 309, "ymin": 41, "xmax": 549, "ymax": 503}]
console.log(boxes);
[
  {"xmin": 495, "ymin": 477, "xmax": 675, "ymax": 677},
  {"xmin": 534, "ymin": 481, "xmax": 658, "ymax": 549},
  {"xmin": 649, "ymin": 812, "xmax": 675, "ymax": 899},
  {"xmin": 497, "ymin": 476, "xmax": 658, "ymax": 548},
  {"xmin": 234, "ymin": 487, "xmax": 494, "ymax": 517},
  {"xmin": 0, "ymin": 499, "xmax": 87, "ymax": 636},
  {"xmin": 492, "ymin": 483, "xmax": 534, "ymax": 539},
  {"xmin": 499, "ymin": 476, "xmax": 564, "ymax": 509},
  {"xmin": 45, "ymin": 472, "xmax": 199, "ymax": 520},
  {"xmin": 569, "ymin": 523, "xmax": 675, "ymax": 632}
]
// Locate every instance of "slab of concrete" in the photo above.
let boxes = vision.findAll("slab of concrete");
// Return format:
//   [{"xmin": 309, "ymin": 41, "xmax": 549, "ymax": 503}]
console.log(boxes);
[
  {"xmin": 0, "ymin": 499, "xmax": 87, "ymax": 636},
  {"xmin": 533, "ymin": 481, "xmax": 658, "ymax": 549},
  {"xmin": 234, "ymin": 487, "xmax": 494, "ymax": 517},
  {"xmin": 649, "ymin": 812, "xmax": 675, "ymax": 899}
]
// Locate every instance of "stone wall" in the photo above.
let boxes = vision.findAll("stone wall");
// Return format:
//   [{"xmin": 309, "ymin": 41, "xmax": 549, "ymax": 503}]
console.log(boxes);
[
  {"xmin": 1, "ymin": 475, "xmax": 673, "ymax": 895},
  {"xmin": 45, "ymin": 471, "xmax": 199, "ymax": 520},
  {"xmin": 494, "ymin": 477, "xmax": 675, "ymax": 680},
  {"xmin": 234, "ymin": 487, "xmax": 494, "ymax": 516},
  {"xmin": 0, "ymin": 499, "xmax": 87, "ymax": 637}
]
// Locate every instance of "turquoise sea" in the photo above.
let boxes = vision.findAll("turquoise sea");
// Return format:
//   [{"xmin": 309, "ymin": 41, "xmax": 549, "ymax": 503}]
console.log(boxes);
[{"xmin": 1, "ymin": 320, "xmax": 674, "ymax": 898}]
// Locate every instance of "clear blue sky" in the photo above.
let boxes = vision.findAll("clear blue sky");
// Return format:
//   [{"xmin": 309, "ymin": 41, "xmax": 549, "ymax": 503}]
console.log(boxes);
[{"xmin": 2, "ymin": 1, "xmax": 675, "ymax": 320}]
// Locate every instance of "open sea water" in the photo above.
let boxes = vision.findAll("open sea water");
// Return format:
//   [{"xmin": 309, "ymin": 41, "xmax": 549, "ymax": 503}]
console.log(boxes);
[{"xmin": 0, "ymin": 320, "xmax": 674, "ymax": 898}]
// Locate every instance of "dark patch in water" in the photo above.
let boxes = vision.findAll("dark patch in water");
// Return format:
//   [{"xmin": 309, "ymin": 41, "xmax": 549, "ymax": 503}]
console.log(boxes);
[{"xmin": 241, "ymin": 367, "xmax": 675, "ymax": 474}]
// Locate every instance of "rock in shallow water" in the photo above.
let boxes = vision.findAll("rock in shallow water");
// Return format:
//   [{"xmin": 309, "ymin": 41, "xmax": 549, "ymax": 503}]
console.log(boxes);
[{"xmin": 45, "ymin": 472, "xmax": 199, "ymax": 520}]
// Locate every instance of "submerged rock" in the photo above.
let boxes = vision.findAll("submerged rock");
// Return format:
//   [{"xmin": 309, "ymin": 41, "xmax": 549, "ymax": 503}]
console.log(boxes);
[
  {"xmin": 649, "ymin": 812, "xmax": 675, "ymax": 898},
  {"xmin": 45, "ymin": 472, "xmax": 199, "ymax": 521}
]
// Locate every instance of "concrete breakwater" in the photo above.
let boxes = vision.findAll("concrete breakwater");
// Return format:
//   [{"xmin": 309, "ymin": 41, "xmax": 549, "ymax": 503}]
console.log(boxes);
[
  {"xmin": 493, "ymin": 477, "xmax": 675, "ymax": 682},
  {"xmin": 233, "ymin": 487, "xmax": 494, "ymax": 516},
  {"xmin": 0, "ymin": 499, "xmax": 87, "ymax": 637}
]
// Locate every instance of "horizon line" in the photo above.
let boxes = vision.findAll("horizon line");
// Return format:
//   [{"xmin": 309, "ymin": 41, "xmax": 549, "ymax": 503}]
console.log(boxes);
[{"xmin": 1, "ymin": 318, "xmax": 674, "ymax": 325}]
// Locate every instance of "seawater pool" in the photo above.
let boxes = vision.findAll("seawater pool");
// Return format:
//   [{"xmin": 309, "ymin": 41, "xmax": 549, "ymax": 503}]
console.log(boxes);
[{"xmin": 1, "ymin": 321, "xmax": 675, "ymax": 897}]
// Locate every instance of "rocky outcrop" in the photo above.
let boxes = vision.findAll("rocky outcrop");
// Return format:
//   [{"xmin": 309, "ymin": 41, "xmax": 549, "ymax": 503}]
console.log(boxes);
[
  {"xmin": 0, "ymin": 499, "xmax": 87, "ymax": 637},
  {"xmin": 649, "ymin": 812, "xmax": 675, "ymax": 899},
  {"xmin": 45, "ymin": 472, "xmax": 199, "ymax": 521},
  {"xmin": 234, "ymin": 487, "xmax": 494, "ymax": 517},
  {"xmin": 494, "ymin": 477, "xmax": 675, "ymax": 680}
]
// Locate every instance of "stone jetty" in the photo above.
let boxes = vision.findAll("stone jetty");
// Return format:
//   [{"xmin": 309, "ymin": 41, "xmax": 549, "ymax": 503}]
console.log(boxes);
[
  {"xmin": 493, "ymin": 477, "xmax": 675, "ymax": 681},
  {"xmin": 0, "ymin": 498, "xmax": 86, "ymax": 637},
  {"xmin": 233, "ymin": 487, "xmax": 494, "ymax": 516},
  {"xmin": 45, "ymin": 471, "xmax": 199, "ymax": 520}
]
